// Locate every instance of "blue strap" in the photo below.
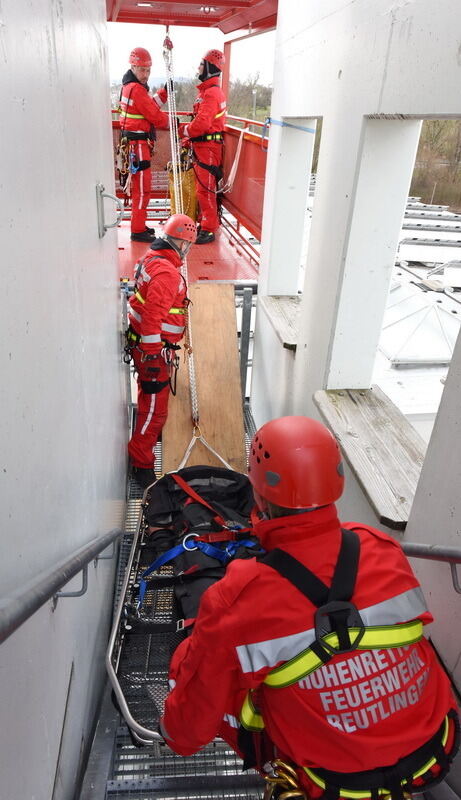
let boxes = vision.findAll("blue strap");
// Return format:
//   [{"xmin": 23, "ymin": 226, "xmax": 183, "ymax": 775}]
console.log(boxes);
[
  {"xmin": 264, "ymin": 116, "xmax": 316, "ymax": 134},
  {"xmin": 137, "ymin": 538, "xmax": 264, "ymax": 609}
]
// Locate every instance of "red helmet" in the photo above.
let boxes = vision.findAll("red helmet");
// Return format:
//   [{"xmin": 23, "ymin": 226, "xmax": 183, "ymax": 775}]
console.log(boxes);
[
  {"xmin": 129, "ymin": 47, "xmax": 152, "ymax": 68},
  {"xmin": 163, "ymin": 214, "xmax": 197, "ymax": 243},
  {"xmin": 248, "ymin": 416, "xmax": 344, "ymax": 509},
  {"xmin": 203, "ymin": 49, "xmax": 225, "ymax": 70}
]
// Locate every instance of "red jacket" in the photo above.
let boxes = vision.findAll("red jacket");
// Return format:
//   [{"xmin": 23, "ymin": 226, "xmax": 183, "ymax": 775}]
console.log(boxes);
[
  {"xmin": 120, "ymin": 73, "xmax": 169, "ymax": 135},
  {"xmin": 162, "ymin": 505, "xmax": 456, "ymax": 772},
  {"xmin": 180, "ymin": 77, "xmax": 226, "ymax": 139},
  {"xmin": 128, "ymin": 244, "xmax": 188, "ymax": 356}
]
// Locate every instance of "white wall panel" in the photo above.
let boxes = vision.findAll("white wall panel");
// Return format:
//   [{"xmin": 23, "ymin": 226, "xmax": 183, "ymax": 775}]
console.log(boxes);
[{"xmin": 0, "ymin": 0, "xmax": 125, "ymax": 796}]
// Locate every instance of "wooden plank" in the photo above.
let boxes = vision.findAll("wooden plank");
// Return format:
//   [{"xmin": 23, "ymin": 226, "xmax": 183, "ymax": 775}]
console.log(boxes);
[
  {"xmin": 260, "ymin": 296, "xmax": 300, "ymax": 350},
  {"xmin": 162, "ymin": 283, "xmax": 247, "ymax": 474},
  {"xmin": 314, "ymin": 385, "xmax": 427, "ymax": 530}
]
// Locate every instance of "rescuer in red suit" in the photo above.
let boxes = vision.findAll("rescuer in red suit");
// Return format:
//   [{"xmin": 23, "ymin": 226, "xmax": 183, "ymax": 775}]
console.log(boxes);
[
  {"xmin": 126, "ymin": 214, "xmax": 196, "ymax": 489},
  {"xmin": 178, "ymin": 49, "xmax": 227, "ymax": 244},
  {"xmin": 120, "ymin": 47, "xmax": 170, "ymax": 242},
  {"xmin": 161, "ymin": 416, "xmax": 459, "ymax": 799}
]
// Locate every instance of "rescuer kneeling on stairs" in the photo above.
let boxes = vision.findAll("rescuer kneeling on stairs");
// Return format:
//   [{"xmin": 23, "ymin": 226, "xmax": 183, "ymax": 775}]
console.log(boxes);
[
  {"xmin": 125, "ymin": 214, "xmax": 196, "ymax": 489},
  {"xmin": 160, "ymin": 416, "xmax": 460, "ymax": 800}
]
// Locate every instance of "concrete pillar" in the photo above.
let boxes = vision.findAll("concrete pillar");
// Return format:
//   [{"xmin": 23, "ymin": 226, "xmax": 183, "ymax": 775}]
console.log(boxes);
[
  {"xmin": 404, "ymin": 325, "xmax": 461, "ymax": 695},
  {"xmin": 259, "ymin": 118, "xmax": 316, "ymax": 296},
  {"xmin": 292, "ymin": 117, "xmax": 422, "ymax": 415}
]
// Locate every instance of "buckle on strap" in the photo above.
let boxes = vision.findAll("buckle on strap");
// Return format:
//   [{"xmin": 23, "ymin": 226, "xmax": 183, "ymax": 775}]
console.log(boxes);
[
  {"xmin": 182, "ymin": 533, "xmax": 199, "ymax": 551},
  {"xmin": 176, "ymin": 619, "xmax": 185, "ymax": 632},
  {"xmin": 314, "ymin": 600, "xmax": 365, "ymax": 657}
]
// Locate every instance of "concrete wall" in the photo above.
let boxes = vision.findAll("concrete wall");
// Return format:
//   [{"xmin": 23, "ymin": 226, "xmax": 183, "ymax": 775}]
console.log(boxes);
[
  {"xmin": 251, "ymin": 0, "xmax": 461, "ymax": 415},
  {"xmin": 0, "ymin": 1, "xmax": 125, "ymax": 797}
]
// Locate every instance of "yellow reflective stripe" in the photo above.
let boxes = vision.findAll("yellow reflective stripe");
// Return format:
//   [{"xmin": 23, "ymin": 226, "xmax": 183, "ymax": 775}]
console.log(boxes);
[
  {"xmin": 135, "ymin": 297, "xmax": 184, "ymax": 312},
  {"xmin": 304, "ymin": 768, "xmax": 392, "ymax": 799},
  {"xmin": 264, "ymin": 621, "xmax": 423, "ymax": 689},
  {"xmin": 411, "ymin": 715, "xmax": 448, "ymax": 778},
  {"xmin": 122, "ymin": 111, "xmax": 145, "ymax": 119},
  {"xmin": 214, "ymin": 110, "xmax": 226, "ymax": 118},
  {"xmin": 240, "ymin": 691, "xmax": 264, "ymax": 732},
  {"xmin": 304, "ymin": 717, "xmax": 449, "ymax": 798}
]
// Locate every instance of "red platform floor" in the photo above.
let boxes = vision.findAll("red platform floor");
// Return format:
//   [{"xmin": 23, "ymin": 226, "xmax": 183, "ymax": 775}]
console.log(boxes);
[{"xmin": 117, "ymin": 220, "xmax": 259, "ymax": 283}]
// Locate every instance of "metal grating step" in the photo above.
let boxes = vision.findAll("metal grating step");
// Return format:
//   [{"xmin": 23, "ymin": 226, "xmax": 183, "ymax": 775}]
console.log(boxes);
[{"xmin": 107, "ymin": 734, "xmax": 262, "ymax": 798}]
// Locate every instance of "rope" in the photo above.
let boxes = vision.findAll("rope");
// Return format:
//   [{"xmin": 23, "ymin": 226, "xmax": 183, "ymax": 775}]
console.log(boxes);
[
  {"xmin": 163, "ymin": 30, "xmax": 200, "ymax": 428},
  {"xmin": 162, "ymin": 29, "xmax": 234, "ymax": 470},
  {"xmin": 219, "ymin": 127, "xmax": 250, "ymax": 194}
]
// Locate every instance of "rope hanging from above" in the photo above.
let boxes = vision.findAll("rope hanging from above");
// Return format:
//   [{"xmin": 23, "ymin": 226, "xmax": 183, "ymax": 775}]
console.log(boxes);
[{"xmin": 162, "ymin": 29, "xmax": 233, "ymax": 472}]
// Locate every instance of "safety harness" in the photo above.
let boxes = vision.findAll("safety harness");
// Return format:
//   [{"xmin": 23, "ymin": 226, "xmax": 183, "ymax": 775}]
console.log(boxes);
[
  {"xmin": 238, "ymin": 530, "xmax": 459, "ymax": 800},
  {"xmin": 189, "ymin": 132, "xmax": 224, "ymax": 143},
  {"xmin": 124, "ymin": 254, "xmax": 189, "ymax": 394}
]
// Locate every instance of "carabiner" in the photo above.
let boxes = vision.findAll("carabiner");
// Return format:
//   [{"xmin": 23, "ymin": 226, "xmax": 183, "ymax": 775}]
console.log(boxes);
[{"xmin": 183, "ymin": 533, "xmax": 199, "ymax": 551}]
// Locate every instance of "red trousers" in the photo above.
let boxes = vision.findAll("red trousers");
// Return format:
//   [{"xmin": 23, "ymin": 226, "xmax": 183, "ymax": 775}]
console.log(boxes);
[
  {"xmin": 192, "ymin": 142, "xmax": 222, "ymax": 232},
  {"xmin": 130, "ymin": 140, "xmax": 152, "ymax": 234},
  {"xmin": 128, "ymin": 349, "xmax": 170, "ymax": 469}
]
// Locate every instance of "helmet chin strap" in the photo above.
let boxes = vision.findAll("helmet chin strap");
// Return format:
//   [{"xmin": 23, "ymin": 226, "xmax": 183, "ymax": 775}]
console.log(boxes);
[
  {"xmin": 198, "ymin": 61, "xmax": 221, "ymax": 82},
  {"xmin": 164, "ymin": 235, "xmax": 190, "ymax": 259}
]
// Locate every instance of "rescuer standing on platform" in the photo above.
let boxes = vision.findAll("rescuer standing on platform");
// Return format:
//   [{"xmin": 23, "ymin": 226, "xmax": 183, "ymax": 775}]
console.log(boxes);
[
  {"xmin": 120, "ymin": 47, "xmax": 170, "ymax": 242},
  {"xmin": 125, "ymin": 214, "xmax": 196, "ymax": 489},
  {"xmin": 160, "ymin": 416, "xmax": 459, "ymax": 800},
  {"xmin": 178, "ymin": 50, "xmax": 227, "ymax": 245}
]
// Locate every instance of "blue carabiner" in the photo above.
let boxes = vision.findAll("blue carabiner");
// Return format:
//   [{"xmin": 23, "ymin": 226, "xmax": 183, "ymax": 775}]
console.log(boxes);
[
  {"xmin": 261, "ymin": 117, "xmax": 270, "ymax": 152},
  {"xmin": 129, "ymin": 152, "xmax": 140, "ymax": 174}
]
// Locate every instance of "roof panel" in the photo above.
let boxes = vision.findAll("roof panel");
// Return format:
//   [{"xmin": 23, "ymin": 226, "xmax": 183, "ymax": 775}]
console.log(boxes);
[{"xmin": 106, "ymin": 0, "xmax": 277, "ymax": 33}]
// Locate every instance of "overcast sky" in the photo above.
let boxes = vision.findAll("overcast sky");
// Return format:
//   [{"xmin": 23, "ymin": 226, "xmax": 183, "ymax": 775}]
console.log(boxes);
[{"xmin": 107, "ymin": 23, "xmax": 275, "ymax": 86}]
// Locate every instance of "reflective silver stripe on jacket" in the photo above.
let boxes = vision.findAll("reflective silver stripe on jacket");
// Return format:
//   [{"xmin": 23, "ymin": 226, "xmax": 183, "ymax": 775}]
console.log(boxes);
[
  {"xmin": 129, "ymin": 309, "xmax": 141, "ymax": 323},
  {"xmin": 235, "ymin": 586, "xmax": 428, "ymax": 674},
  {"xmin": 139, "ymin": 265, "xmax": 151, "ymax": 282},
  {"xmin": 223, "ymin": 713, "xmax": 240, "ymax": 729},
  {"xmin": 121, "ymin": 94, "xmax": 134, "ymax": 106},
  {"xmin": 162, "ymin": 322, "xmax": 184, "ymax": 334},
  {"xmin": 141, "ymin": 333, "xmax": 162, "ymax": 344}
]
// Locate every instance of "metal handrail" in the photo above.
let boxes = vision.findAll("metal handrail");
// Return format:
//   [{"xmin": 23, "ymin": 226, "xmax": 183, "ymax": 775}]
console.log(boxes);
[
  {"xmin": 0, "ymin": 528, "xmax": 123, "ymax": 645},
  {"xmin": 402, "ymin": 542, "xmax": 461, "ymax": 594}
]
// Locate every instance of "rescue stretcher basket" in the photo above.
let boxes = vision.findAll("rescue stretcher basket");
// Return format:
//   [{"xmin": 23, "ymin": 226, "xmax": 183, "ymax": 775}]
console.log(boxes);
[{"xmin": 106, "ymin": 465, "xmax": 260, "ymax": 747}]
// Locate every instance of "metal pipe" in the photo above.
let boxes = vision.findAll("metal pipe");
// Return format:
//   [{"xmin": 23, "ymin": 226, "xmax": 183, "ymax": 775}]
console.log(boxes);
[
  {"xmin": 105, "ymin": 512, "xmax": 164, "ymax": 741},
  {"xmin": 0, "ymin": 528, "xmax": 123, "ymax": 645},
  {"xmin": 402, "ymin": 543, "xmax": 461, "ymax": 563},
  {"xmin": 240, "ymin": 287, "xmax": 253, "ymax": 401}
]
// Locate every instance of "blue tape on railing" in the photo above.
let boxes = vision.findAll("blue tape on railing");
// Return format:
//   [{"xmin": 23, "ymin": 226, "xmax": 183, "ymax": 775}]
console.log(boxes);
[{"xmin": 265, "ymin": 117, "xmax": 316, "ymax": 134}]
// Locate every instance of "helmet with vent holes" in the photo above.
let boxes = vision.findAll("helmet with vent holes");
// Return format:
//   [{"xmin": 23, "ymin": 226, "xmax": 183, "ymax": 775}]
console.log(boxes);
[
  {"xmin": 248, "ymin": 416, "xmax": 344, "ymax": 509},
  {"xmin": 203, "ymin": 49, "xmax": 225, "ymax": 70},
  {"xmin": 129, "ymin": 47, "xmax": 152, "ymax": 68},
  {"xmin": 163, "ymin": 214, "xmax": 197, "ymax": 243}
]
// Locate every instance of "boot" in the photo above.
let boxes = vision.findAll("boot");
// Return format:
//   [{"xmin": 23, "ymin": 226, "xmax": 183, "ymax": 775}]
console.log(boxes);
[
  {"xmin": 195, "ymin": 229, "xmax": 215, "ymax": 245},
  {"xmin": 131, "ymin": 228, "xmax": 156, "ymax": 242},
  {"xmin": 132, "ymin": 466, "xmax": 157, "ymax": 489}
]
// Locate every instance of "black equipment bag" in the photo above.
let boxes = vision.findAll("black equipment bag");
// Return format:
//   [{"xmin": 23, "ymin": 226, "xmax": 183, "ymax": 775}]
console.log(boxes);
[{"xmin": 141, "ymin": 465, "xmax": 262, "ymax": 622}]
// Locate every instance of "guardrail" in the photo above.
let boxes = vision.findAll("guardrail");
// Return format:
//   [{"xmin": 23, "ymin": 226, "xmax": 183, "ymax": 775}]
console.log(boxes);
[
  {"xmin": 0, "ymin": 528, "xmax": 123, "ymax": 645},
  {"xmin": 402, "ymin": 542, "xmax": 461, "ymax": 594}
]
